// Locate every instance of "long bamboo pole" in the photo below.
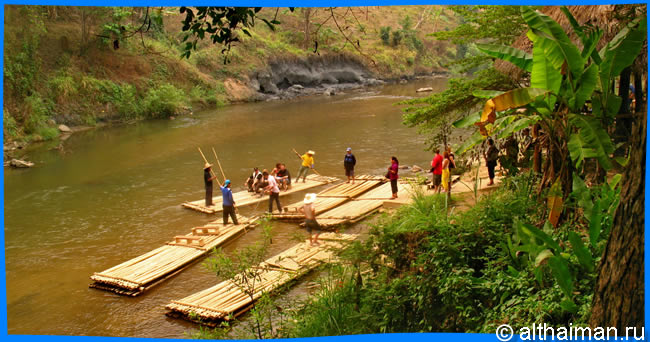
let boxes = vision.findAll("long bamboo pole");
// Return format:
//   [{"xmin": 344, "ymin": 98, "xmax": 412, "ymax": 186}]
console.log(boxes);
[
  {"xmin": 198, "ymin": 147, "xmax": 222, "ymax": 187},
  {"xmin": 292, "ymin": 148, "xmax": 322, "ymax": 176},
  {"xmin": 212, "ymin": 147, "xmax": 227, "ymax": 183}
]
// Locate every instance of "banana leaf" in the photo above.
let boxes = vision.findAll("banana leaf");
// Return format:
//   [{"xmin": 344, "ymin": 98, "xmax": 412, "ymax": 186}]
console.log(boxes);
[
  {"xmin": 568, "ymin": 114, "xmax": 614, "ymax": 170},
  {"xmin": 548, "ymin": 256, "xmax": 574, "ymax": 298},
  {"xmin": 547, "ymin": 179, "xmax": 563, "ymax": 227},
  {"xmin": 569, "ymin": 232, "xmax": 594, "ymax": 272},
  {"xmin": 452, "ymin": 110, "xmax": 481, "ymax": 128},
  {"xmin": 476, "ymin": 43, "xmax": 533, "ymax": 72},
  {"xmin": 560, "ymin": 6, "xmax": 602, "ymax": 64}
]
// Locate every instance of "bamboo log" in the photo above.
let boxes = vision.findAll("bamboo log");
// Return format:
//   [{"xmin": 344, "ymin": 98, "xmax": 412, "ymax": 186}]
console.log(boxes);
[{"xmin": 199, "ymin": 147, "xmax": 222, "ymax": 187}]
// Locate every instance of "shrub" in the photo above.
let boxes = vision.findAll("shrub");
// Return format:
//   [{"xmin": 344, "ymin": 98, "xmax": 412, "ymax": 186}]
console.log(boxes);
[
  {"xmin": 142, "ymin": 83, "xmax": 186, "ymax": 118},
  {"xmin": 24, "ymin": 93, "xmax": 53, "ymax": 135},
  {"xmin": 379, "ymin": 26, "xmax": 391, "ymax": 45},
  {"xmin": 391, "ymin": 30, "xmax": 403, "ymax": 47}
]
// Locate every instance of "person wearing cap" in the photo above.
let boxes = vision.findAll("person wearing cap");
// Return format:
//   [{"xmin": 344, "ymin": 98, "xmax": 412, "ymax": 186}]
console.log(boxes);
[
  {"xmin": 245, "ymin": 167, "xmax": 262, "ymax": 192},
  {"xmin": 221, "ymin": 179, "xmax": 238, "ymax": 225},
  {"xmin": 299, "ymin": 193, "xmax": 321, "ymax": 246},
  {"xmin": 296, "ymin": 150, "xmax": 315, "ymax": 183},
  {"xmin": 263, "ymin": 170, "xmax": 283, "ymax": 213},
  {"xmin": 254, "ymin": 168, "xmax": 270, "ymax": 196},
  {"xmin": 204, "ymin": 163, "xmax": 218, "ymax": 207},
  {"xmin": 343, "ymin": 147, "xmax": 357, "ymax": 184}
]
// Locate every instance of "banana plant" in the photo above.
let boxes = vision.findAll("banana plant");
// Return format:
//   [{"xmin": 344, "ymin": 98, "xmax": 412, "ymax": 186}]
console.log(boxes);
[{"xmin": 454, "ymin": 6, "xmax": 646, "ymax": 197}]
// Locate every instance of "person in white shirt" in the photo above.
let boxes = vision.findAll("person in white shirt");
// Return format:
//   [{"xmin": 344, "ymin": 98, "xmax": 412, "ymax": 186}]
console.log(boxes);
[{"xmin": 264, "ymin": 170, "xmax": 283, "ymax": 213}]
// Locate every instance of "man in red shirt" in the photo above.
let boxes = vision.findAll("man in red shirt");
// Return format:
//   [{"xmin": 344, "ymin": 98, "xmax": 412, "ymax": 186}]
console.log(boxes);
[{"xmin": 430, "ymin": 148, "xmax": 443, "ymax": 193}]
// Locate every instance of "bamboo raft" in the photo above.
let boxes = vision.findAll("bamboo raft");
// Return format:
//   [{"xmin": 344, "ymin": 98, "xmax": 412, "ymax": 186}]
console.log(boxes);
[
  {"xmin": 271, "ymin": 175, "xmax": 386, "ymax": 220},
  {"xmin": 182, "ymin": 174, "xmax": 339, "ymax": 214},
  {"xmin": 314, "ymin": 181, "xmax": 420, "ymax": 227},
  {"xmin": 165, "ymin": 232, "xmax": 357, "ymax": 325},
  {"xmin": 90, "ymin": 215, "xmax": 257, "ymax": 296}
]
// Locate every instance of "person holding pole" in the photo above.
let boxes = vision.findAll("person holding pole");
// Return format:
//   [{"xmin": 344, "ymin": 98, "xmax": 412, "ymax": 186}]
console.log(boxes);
[
  {"xmin": 295, "ymin": 150, "xmax": 315, "ymax": 182},
  {"xmin": 220, "ymin": 179, "xmax": 238, "ymax": 225},
  {"xmin": 204, "ymin": 163, "xmax": 218, "ymax": 207}
]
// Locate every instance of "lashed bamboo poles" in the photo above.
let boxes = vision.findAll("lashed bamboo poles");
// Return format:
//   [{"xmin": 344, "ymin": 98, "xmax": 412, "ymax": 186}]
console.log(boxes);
[
  {"xmin": 90, "ymin": 218, "xmax": 256, "ymax": 296},
  {"xmin": 212, "ymin": 147, "xmax": 227, "ymax": 184},
  {"xmin": 182, "ymin": 174, "xmax": 339, "ymax": 214},
  {"xmin": 166, "ymin": 233, "xmax": 355, "ymax": 323}
]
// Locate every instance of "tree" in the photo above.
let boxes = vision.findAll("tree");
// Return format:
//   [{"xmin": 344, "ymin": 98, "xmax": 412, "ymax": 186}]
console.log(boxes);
[
  {"xmin": 589, "ymin": 108, "xmax": 645, "ymax": 331},
  {"xmin": 461, "ymin": 7, "xmax": 646, "ymax": 199}
]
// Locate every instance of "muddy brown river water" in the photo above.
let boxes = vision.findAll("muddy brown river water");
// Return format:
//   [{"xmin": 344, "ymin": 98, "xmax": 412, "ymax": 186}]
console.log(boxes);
[{"xmin": 4, "ymin": 77, "xmax": 449, "ymax": 337}]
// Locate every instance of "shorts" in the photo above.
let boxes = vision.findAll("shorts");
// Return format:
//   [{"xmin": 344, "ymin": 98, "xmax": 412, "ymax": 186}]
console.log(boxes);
[
  {"xmin": 432, "ymin": 174, "xmax": 442, "ymax": 186},
  {"xmin": 305, "ymin": 219, "xmax": 321, "ymax": 234},
  {"xmin": 345, "ymin": 168, "xmax": 354, "ymax": 177}
]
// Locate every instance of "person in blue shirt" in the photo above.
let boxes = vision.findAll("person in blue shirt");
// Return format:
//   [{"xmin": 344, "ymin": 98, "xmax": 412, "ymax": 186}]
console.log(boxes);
[
  {"xmin": 343, "ymin": 147, "xmax": 357, "ymax": 184},
  {"xmin": 221, "ymin": 179, "xmax": 238, "ymax": 225}
]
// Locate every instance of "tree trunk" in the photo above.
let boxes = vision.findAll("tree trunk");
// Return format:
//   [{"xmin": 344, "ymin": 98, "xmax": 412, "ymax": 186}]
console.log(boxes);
[
  {"xmin": 303, "ymin": 8, "xmax": 312, "ymax": 50},
  {"xmin": 634, "ymin": 71, "xmax": 644, "ymax": 113},
  {"xmin": 590, "ymin": 109, "xmax": 645, "ymax": 330}
]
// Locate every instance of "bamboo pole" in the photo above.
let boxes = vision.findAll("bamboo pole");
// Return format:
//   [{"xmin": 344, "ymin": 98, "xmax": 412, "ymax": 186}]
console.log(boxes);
[
  {"xmin": 212, "ymin": 147, "xmax": 227, "ymax": 183},
  {"xmin": 198, "ymin": 147, "xmax": 222, "ymax": 187},
  {"xmin": 292, "ymin": 148, "xmax": 322, "ymax": 176}
]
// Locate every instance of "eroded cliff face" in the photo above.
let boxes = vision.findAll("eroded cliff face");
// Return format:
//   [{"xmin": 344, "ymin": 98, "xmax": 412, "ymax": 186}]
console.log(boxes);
[{"xmin": 248, "ymin": 55, "xmax": 384, "ymax": 100}]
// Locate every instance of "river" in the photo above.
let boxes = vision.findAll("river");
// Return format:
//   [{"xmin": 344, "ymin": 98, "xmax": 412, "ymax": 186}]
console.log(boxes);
[{"xmin": 4, "ymin": 77, "xmax": 448, "ymax": 338}]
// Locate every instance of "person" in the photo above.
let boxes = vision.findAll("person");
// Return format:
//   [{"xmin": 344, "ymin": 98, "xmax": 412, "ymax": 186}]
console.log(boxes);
[
  {"xmin": 220, "ymin": 179, "xmax": 238, "ymax": 225},
  {"xmin": 264, "ymin": 170, "xmax": 283, "ymax": 213},
  {"xmin": 276, "ymin": 163, "xmax": 292, "ymax": 190},
  {"xmin": 388, "ymin": 156, "xmax": 399, "ymax": 199},
  {"xmin": 245, "ymin": 167, "xmax": 262, "ymax": 192},
  {"xmin": 204, "ymin": 163, "xmax": 218, "ymax": 207},
  {"xmin": 343, "ymin": 147, "xmax": 357, "ymax": 184},
  {"xmin": 501, "ymin": 134, "xmax": 519, "ymax": 175},
  {"xmin": 299, "ymin": 193, "xmax": 321, "ymax": 246},
  {"xmin": 254, "ymin": 168, "xmax": 270, "ymax": 195},
  {"xmin": 441, "ymin": 151, "xmax": 450, "ymax": 193},
  {"xmin": 430, "ymin": 148, "xmax": 443, "ymax": 193},
  {"xmin": 296, "ymin": 150, "xmax": 315, "ymax": 182},
  {"xmin": 485, "ymin": 138, "xmax": 499, "ymax": 186}
]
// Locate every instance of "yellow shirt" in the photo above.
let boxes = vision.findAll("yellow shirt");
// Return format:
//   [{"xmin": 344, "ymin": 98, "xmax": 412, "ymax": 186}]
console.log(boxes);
[{"xmin": 301, "ymin": 154, "xmax": 314, "ymax": 167}]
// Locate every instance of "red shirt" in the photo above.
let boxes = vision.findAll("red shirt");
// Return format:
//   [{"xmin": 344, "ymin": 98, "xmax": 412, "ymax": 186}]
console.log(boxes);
[{"xmin": 431, "ymin": 154, "xmax": 443, "ymax": 175}]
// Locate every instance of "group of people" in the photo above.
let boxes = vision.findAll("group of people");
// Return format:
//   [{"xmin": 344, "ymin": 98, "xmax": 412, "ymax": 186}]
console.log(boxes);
[
  {"xmin": 201, "ymin": 148, "xmax": 406, "ymax": 245},
  {"xmin": 429, "ymin": 147, "xmax": 456, "ymax": 193}
]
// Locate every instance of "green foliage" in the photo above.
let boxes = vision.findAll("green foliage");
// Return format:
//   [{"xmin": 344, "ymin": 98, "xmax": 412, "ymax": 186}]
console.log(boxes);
[
  {"xmin": 391, "ymin": 30, "xmax": 403, "ymax": 47},
  {"xmin": 286, "ymin": 174, "xmax": 599, "ymax": 336},
  {"xmin": 4, "ymin": 40, "xmax": 41, "ymax": 98},
  {"xmin": 3, "ymin": 111, "xmax": 20, "ymax": 139},
  {"xmin": 142, "ymin": 83, "xmax": 187, "ymax": 119},
  {"xmin": 24, "ymin": 93, "xmax": 53, "ymax": 135},
  {"xmin": 433, "ymin": 6, "xmax": 528, "ymax": 45},
  {"xmin": 379, "ymin": 26, "xmax": 391, "ymax": 45}
]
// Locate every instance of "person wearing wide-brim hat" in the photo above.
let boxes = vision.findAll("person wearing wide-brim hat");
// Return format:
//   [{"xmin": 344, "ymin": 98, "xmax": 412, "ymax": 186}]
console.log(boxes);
[
  {"xmin": 299, "ymin": 193, "xmax": 321, "ymax": 246},
  {"xmin": 204, "ymin": 163, "xmax": 218, "ymax": 207},
  {"xmin": 220, "ymin": 179, "xmax": 238, "ymax": 225},
  {"xmin": 296, "ymin": 150, "xmax": 316, "ymax": 183}
]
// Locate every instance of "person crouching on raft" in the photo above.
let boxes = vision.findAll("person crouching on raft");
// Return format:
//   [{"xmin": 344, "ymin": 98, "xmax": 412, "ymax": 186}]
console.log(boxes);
[
  {"xmin": 221, "ymin": 179, "xmax": 238, "ymax": 225},
  {"xmin": 296, "ymin": 150, "xmax": 315, "ymax": 182}
]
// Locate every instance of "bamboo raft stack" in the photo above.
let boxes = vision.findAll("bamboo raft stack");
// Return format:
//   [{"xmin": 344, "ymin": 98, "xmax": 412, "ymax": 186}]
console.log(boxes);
[
  {"xmin": 165, "ymin": 233, "xmax": 357, "ymax": 325},
  {"xmin": 271, "ymin": 175, "xmax": 386, "ymax": 220},
  {"xmin": 182, "ymin": 174, "xmax": 339, "ymax": 214},
  {"xmin": 314, "ymin": 181, "xmax": 421, "ymax": 227},
  {"xmin": 89, "ymin": 215, "xmax": 257, "ymax": 296}
]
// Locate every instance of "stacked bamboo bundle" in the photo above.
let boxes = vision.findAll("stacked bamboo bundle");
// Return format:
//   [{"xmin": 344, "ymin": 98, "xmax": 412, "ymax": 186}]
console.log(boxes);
[
  {"xmin": 166, "ymin": 233, "xmax": 357, "ymax": 324},
  {"xmin": 271, "ymin": 175, "xmax": 385, "ymax": 220},
  {"xmin": 182, "ymin": 174, "xmax": 339, "ymax": 214},
  {"xmin": 89, "ymin": 216, "xmax": 257, "ymax": 296},
  {"xmin": 314, "ymin": 200, "xmax": 386, "ymax": 227}
]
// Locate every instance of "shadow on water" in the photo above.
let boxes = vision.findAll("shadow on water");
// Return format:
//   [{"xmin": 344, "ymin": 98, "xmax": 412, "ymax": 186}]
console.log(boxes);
[{"xmin": 4, "ymin": 77, "xmax": 447, "ymax": 337}]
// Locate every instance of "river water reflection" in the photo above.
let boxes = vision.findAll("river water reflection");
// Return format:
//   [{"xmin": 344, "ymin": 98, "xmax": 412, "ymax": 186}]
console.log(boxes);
[{"xmin": 5, "ymin": 77, "xmax": 448, "ymax": 337}]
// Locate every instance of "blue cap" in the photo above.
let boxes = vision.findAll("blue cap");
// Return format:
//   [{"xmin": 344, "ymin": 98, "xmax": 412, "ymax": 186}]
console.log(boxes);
[{"xmin": 224, "ymin": 179, "xmax": 231, "ymax": 186}]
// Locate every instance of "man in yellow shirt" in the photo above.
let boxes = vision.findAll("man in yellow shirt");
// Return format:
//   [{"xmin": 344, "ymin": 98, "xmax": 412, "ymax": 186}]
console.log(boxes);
[{"xmin": 296, "ymin": 150, "xmax": 315, "ymax": 182}]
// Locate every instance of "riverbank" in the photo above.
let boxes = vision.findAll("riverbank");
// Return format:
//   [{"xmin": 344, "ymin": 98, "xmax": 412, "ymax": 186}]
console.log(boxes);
[{"xmin": 4, "ymin": 6, "xmax": 457, "ymax": 146}]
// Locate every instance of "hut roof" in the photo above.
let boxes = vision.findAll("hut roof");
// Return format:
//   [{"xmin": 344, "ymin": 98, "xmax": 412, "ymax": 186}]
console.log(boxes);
[{"xmin": 496, "ymin": 5, "xmax": 647, "ymax": 81}]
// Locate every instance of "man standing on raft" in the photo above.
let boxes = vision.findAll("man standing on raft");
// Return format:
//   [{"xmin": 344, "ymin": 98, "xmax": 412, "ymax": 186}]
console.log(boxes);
[
  {"xmin": 221, "ymin": 179, "xmax": 238, "ymax": 225},
  {"xmin": 295, "ymin": 150, "xmax": 315, "ymax": 183},
  {"xmin": 204, "ymin": 163, "xmax": 218, "ymax": 207}
]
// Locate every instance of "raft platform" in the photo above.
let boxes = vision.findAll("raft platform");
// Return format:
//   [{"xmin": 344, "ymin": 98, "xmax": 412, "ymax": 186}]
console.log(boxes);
[
  {"xmin": 315, "ymin": 180, "xmax": 420, "ymax": 227},
  {"xmin": 165, "ymin": 233, "xmax": 357, "ymax": 325},
  {"xmin": 89, "ymin": 215, "xmax": 257, "ymax": 296},
  {"xmin": 271, "ymin": 175, "xmax": 386, "ymax": 221},
  {"xmin": 182, "ymin": 174, "xmax": 339, "ymax": 214}
]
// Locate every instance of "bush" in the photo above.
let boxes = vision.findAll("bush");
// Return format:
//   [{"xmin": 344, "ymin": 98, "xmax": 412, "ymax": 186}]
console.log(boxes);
[
  {"xmin": 379, "ymin": 26, "xmax": 391, "ymax": 45},
  {"xmin": 391, "ymin": 30, "xmax": 403, "ymax": 47},
  {"xmin": 142, "ymin": 83, "xmax": 187, "ymax": 118},
  {"xmin": 24, "ymin": 93, "xmax": 53, "ymax": 135}
]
